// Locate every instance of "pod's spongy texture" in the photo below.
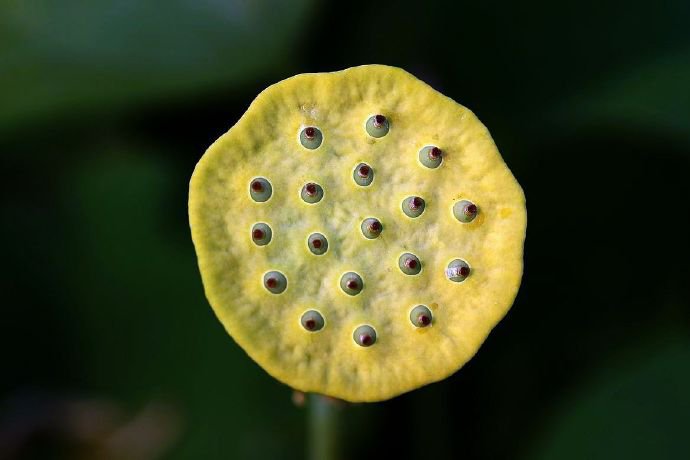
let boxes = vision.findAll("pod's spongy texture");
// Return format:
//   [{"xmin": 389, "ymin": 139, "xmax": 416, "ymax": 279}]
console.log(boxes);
[{"xmin": 189, "ymin": 65, "xmax": 526, "ymax": 402}]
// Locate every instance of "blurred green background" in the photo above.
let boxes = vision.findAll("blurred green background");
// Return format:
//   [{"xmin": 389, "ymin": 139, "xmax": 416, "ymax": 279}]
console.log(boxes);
[{"xmin": 2, "ymin": 0, "xmax": 689, "ymax": 459}]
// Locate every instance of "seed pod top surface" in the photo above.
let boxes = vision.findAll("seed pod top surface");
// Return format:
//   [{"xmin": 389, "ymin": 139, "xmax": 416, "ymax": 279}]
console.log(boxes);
[{"xmin": 188, "ymin": 64, "xmax": 526, "ymax": 402}]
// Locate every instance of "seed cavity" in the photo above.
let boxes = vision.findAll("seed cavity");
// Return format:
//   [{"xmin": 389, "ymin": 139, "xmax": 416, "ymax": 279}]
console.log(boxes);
[
  {"xmin": 249, "ymin": 177, "xmax": 272, "ymax": 202},
  {"xmin": 453, "ymin": 200, "xmax": 478, "ymax": 223},
  {"xmin": 410, "ymin": 305, "xmax": 433, "ymax": 328},
  {"xmin": 365, "ymin": 114, "xmax": 390, "ymax": 138},
  {"xmin": 251, "ymin": 223, "xmax": 272, "ymax": 246},
  {"xmin": 301, "ymin": 310, "xmax": 325, "ymax": 332},
  {"xmin": 361, "ymin": 217, "xmax": 383, "ymax": 239},
  {"xmin": 353, "ymin": 325, "xmax": 377, "ymax": 347},
  {"xmin": 307, "ymin": 233, "xmax": 328, "ymax": 255},
  {"xmin": 353, "ymin": 163, "xmax": 374, "ymax": 186},
  {"xmin": 340, "ymin": 272, "xmax": 363, "ymax": 296},
  {"xmin": 301, "ymin": 182, "xmax": 324, "ymax": 204},
  {"xmin": 419, "ymin": 146, "xmax": 443, "ymax": 169},
  {"xmin": 399, "ymin": 253, "xmax": 422, "ymax": 275},
  {"xmin": 264, "ymin": 270, "xmax": 287, "ymax": 294},
  {"xmin": 402, "ymin": 196, "xmax": 426, "ymax": 218},
  {"xmin": 446, "ymin": 259, "xmax": 470, "ymax": 282},
  {"xmin": 299, "ymin": 126, "xmax": 323, "ymax": 150}
]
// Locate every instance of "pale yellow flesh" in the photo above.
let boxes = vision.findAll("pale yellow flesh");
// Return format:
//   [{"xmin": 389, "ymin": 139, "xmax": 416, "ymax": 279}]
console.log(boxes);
[{"xmin": 189, "ymin": 65, "xmax": 526, "ymax": 402}]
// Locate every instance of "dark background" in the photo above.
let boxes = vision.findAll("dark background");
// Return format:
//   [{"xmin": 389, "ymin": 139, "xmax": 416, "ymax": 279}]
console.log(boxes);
[{"xmin": 2, "ymin": 1, "xmax": 689, "ymax": 459}]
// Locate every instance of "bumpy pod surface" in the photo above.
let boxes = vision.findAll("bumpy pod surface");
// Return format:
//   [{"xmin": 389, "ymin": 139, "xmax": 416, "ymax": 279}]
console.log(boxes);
[{"xmin": 189, "ymin": 65, "xmax": 526, "ymax": 402}]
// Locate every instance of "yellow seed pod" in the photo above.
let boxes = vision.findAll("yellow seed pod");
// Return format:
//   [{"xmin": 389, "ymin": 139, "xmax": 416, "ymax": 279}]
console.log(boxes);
[{"xmin": 188, "ymin": 64, "xmax": 526, "ymax": 402}]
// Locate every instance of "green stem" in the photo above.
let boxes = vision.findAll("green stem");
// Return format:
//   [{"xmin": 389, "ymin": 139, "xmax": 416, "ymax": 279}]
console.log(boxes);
[{"xmin": 308, "ymin": 394, "xmax": 341, "ymax": 460}]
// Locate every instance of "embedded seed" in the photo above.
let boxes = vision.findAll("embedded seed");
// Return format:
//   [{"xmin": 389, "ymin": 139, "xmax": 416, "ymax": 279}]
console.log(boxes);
[
  {"xmin": 446, "ymin": 259, "xmax": 470, "ymax": 282},
  {"xmin": 300, "ymin": 310, "xmax": 325, "ymax": 332},
  {"xmin": 251, "ymin": 223, "xmax": 272, "ymax": 246},
  {"xmin": 301, "ymin": 182, "xmax": 324, "ymax": 204},
  {"xmin": 402, "ymin": 196, "xmax": 426, "ymax": 218},
  {"xmin": 353, "ymin": 163, "xmax": 374, "ymax": 186},
  {"xmin": 307, "ymin": 233, "xmax": 328, "ymax": 255},
  {"xmin": 453, "ymin": 200, "xmax": 478, "ymax": 223},
  {"xmin": 340, "ymin": 272, "xmax": 363, "ymax": 296},
  {"xmin": 365, "ymin": 114, "xmax": 390, "ymax": 138},
  {"xmin": 264, "ymin": 270, "xmax": 287, "ymax": 293},
  {"xmin": 418, "ymin": 146, "xmax": 443, "ymax": 169},
  {"xmin": 410, "ymin": 305, "xmax": 433, "ymax": 328},
  {"xmin": 249, "ymin": 177, "xmax": 272, "ymax": 202},
  {"xmin": 361, "ymin": 217, "xmax": 383, "ymax": 239},
  {"xmin": 299, "ymin": 126, "xmax": 323, "ymax": 150},
  {"xmin": 399, "ymin": 253, "xmax": 422, "ymax": 275},
  {"xmin": 353, "ymin": 325, "xmax": 377, "ymax": 347}
]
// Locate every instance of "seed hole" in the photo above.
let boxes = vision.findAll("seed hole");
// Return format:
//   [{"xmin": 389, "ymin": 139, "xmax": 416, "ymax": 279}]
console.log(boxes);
[
  {"xmin": 418, "ymin": 145, "xmax": 443, "ymax": 169},
  {"xmin": 307, "ymin": 233, "xmax": 328, "ymax": 255},
  {"xmin": 264, "ymin": 270, "xmax": 287, "ymax": 293},
  {"xmin": 402, "ymin": 196, "xmax": 426, "ymax": 218},
  {"xmin": 446, "ymin": 259, "xmax": 470, "ymax": 283},
  {"xmin": 361, "ymin": 217, "xmax": 383, "ymax": 239},
  {"xmin": 365, "ymin": 114, "xmax": 390, "ymax": 138},
  {"xmin": 299, "ymin": 126, "xmax": 323, "ymax": 150},
  {"xmin": 251, "ymin": 223, "xmax": 272, "ymax": 246},
  {"xmin": 353, "ymin": 163, "xmax": 374, "ymax": 186},
  {"xmin": 399, "ymin": 253, "xmax": 422, "ymax": 275},
  {"xmin": 340, "ymin": 272, "xmax": 363, "ymax": 296},
  {"xmin": 249, "ymin": 177, "xmax": 272, "ymax": 202},
  {"xmin": 301, "ymin": 182, "xmax": 324, "ymax": 204},
  {"xmin": 453, "ymin": 200, "xmax": 478, "ymax": 223},
  {"xmin": 353, "ymin": 325, "xmax": 377, "ymax": 347},
  {"xmin": 301, "ymin": 310, "xmax": 325, "ymax": 332},
  {"xmin": 410, "ymin": 305, "xmax": 433, "ymax": 328}
]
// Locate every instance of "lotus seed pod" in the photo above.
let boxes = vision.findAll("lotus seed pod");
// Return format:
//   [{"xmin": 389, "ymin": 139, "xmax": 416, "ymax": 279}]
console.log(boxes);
[{"xmin": 189, "ymin": 65, "xmax": 527, "ymax": 402}]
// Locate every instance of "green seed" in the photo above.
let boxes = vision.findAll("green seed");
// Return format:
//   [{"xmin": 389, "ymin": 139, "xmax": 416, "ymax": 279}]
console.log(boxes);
[
  {"xmin": 353, "ymin": 325, "xmax": 377, "ymax": 347},
  {"xmin": 249, "ymin": 177, "xmax": 272, "ymax": 202},
  {"xmin": 263, "ymin": 270, "xmax": 287, "ymax": 294},
  {"xmin": 251, "ymin": 223, "xmax": 272, "ymax": 246},
  {"xmin": 365, "ymin": 114, "xmax": 389, "ymax": 138},
  {"xmin": 402, "ymin": 196, "xmax": 426, "ymax": 218},
  {"xmin": 307, "ymin": 233, "xmax": 328, "ymax": 255},
  {"xmin": 353, "ymin": 163, "xmax": 374, "ymax": 186},
  {"xmin": 301, "ymin": 182, "xmax": 324, "ymax": 204},
  {"xmin": 301, "ymin": 310, "xmax": 325, "ymax": 332},
  {"xmin": 418, "ymin": 145, "xmax": 443, "ymax": 169},
  {"xmin": 398, "ymin": 253, "xmax": 422, "ymax": 275},
  {"xmin": 299, "ymin": 126, "xmax": 323, "ymax": 150},
  {"xmin": 453, "ymin": 200, "xmax": 478, "ymax": 223},
  {"xmin": 340, "ymin": 272, "xmax": 363, "ymax": 296},
  {"xmin": 361, "ymin": 217, "xmax": 383, "ymax": 239},
  {"xmin": 410, "ymin": 305, "xmax": 433, "ymax": 327},
  {"xmin": 446, "ymin": 259, "xmax": 470, "ymax": 282}
]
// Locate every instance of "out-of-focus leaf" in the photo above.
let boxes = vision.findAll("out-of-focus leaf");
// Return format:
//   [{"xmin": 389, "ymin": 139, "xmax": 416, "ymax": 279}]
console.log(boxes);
[
  {"xmin": 0, "ymin": 0, "xmax": 313, "ymax": 132},
  {"xmin": 554, "ymin": 50, "xmax": 690, "ymax": 141},
  {"xmin": 55, "ymin": 147, "xmax": 303, "ymax": 459},
  {"xmin": 528, "ymin": 339, "xmax": 690, "ymax": 460}
]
